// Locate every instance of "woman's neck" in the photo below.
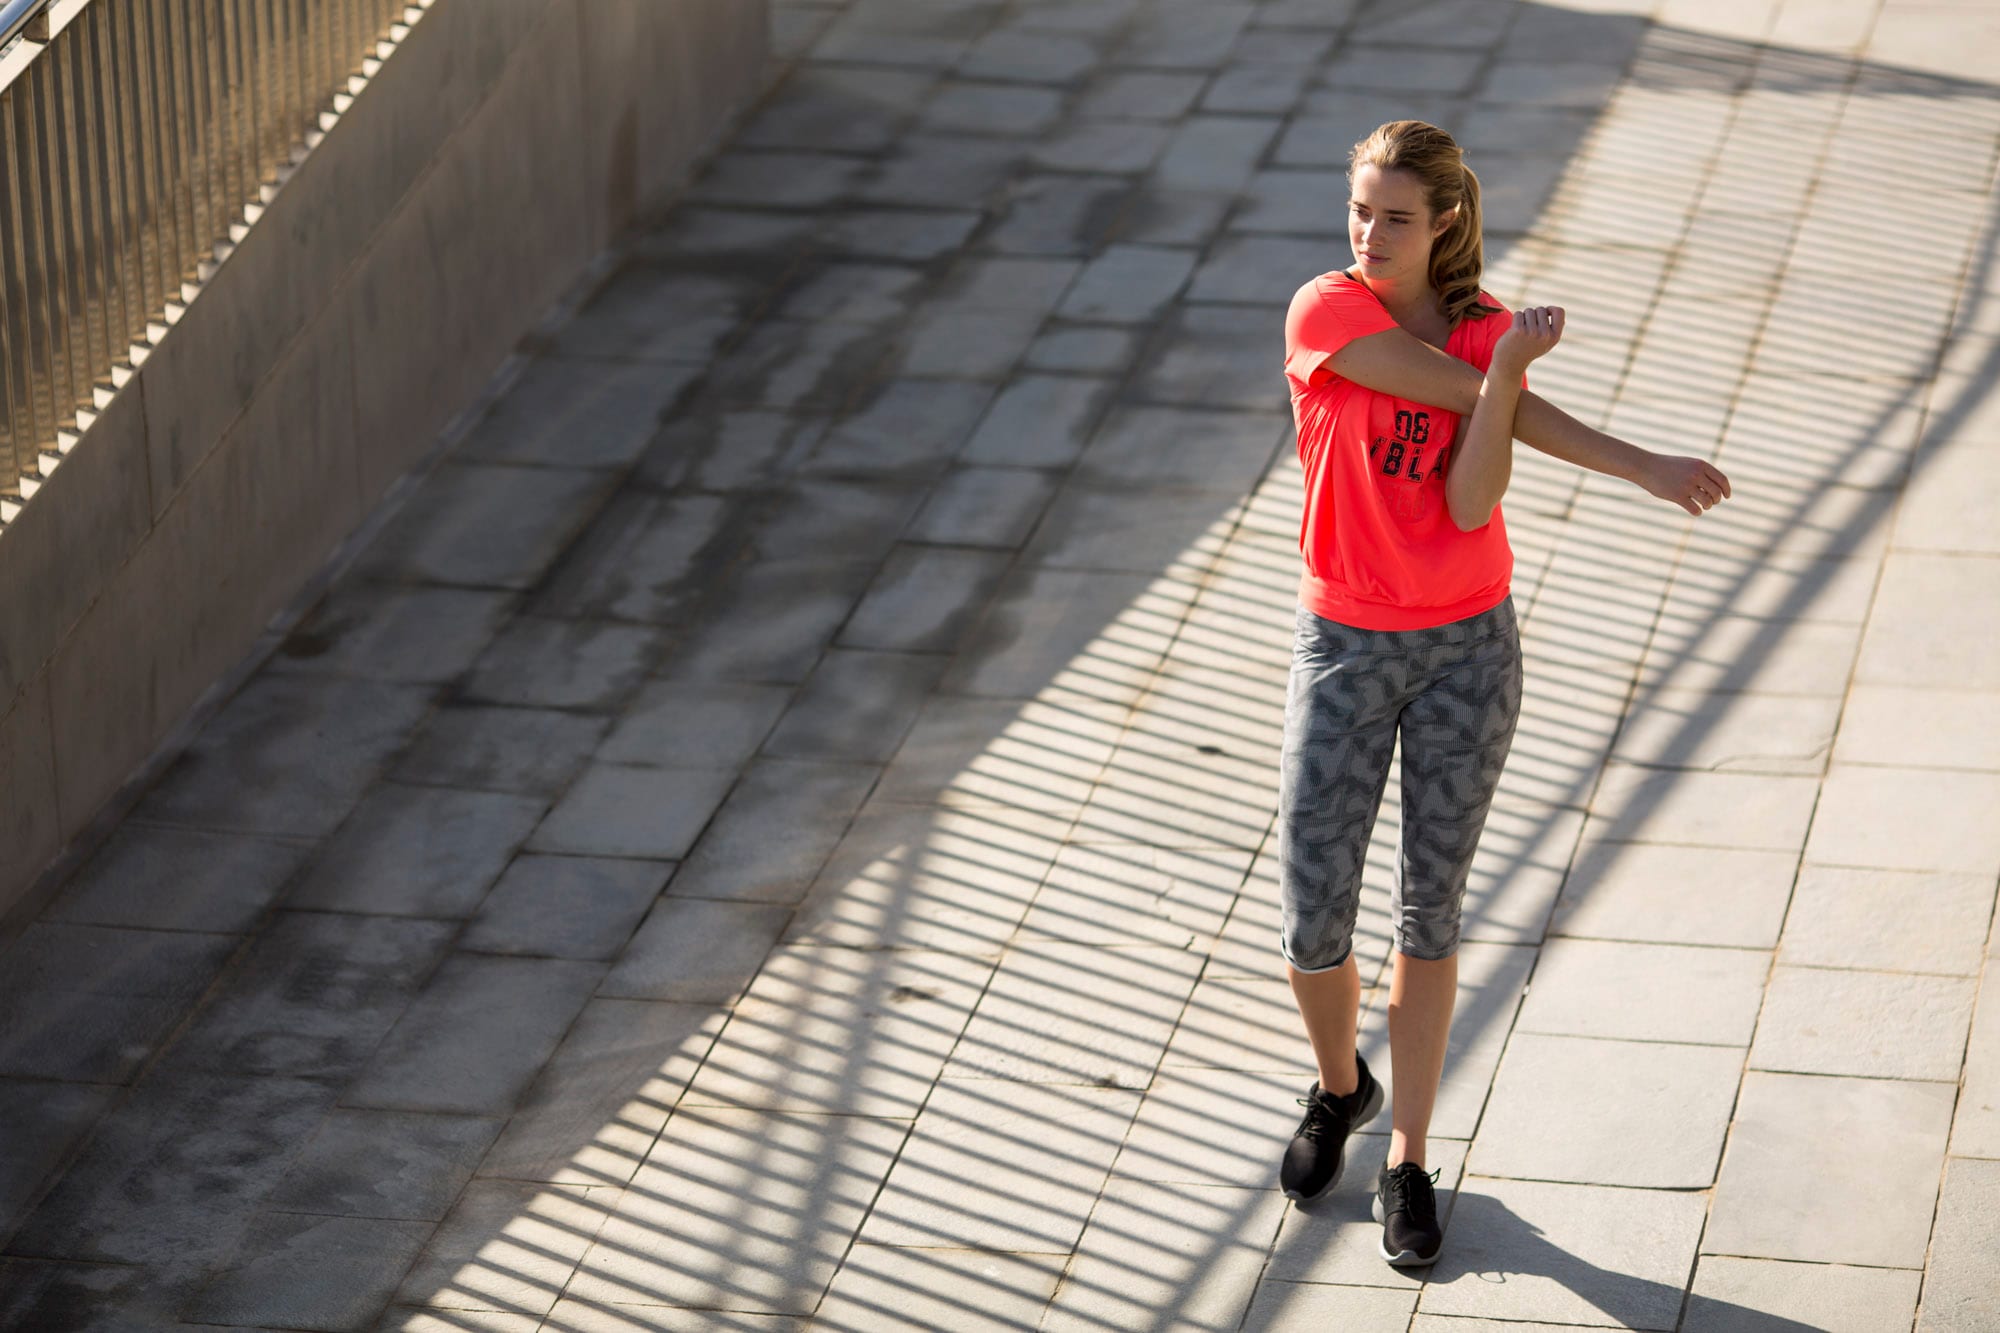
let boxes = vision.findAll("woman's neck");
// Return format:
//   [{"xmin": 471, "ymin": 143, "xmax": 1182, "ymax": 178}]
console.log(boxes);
[{"xmin": 1355, "ymin": 271, "xmax": 1444, "ymax": 326}]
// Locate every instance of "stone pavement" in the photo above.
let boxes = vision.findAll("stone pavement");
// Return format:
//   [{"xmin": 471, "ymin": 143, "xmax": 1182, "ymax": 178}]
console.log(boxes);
[{"xmin": 4, "ymin": 0, "xmax": 2000, "ymax": 1327}]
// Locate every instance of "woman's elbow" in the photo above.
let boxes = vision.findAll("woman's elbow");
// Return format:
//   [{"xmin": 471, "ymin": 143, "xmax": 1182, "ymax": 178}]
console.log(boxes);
[{"xmin": 1449, "ymin": 500, "xmax": 1494, "ymax": 532}]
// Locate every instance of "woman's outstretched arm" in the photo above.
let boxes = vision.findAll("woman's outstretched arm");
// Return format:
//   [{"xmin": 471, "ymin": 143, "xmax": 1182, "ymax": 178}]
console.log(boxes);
[{"xmin": 1325, "ymin": 325, "xmax": 1733, "ymax": 516}]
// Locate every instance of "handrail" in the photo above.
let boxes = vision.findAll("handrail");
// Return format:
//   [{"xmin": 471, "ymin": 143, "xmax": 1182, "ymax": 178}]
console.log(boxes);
[
  {"xmin": 0, "ymin": 0, "xmax": 423, "ymax": 524},
  {"xmin": 0, "ymin": 1, "xmax": 45, "ymax": 53}
]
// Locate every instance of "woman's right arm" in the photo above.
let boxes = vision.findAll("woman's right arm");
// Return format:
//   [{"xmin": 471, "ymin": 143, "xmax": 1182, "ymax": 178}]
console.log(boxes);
[{"xmin": 1325, "ymin": 327, "xmax": 1728, "ymax": 511}]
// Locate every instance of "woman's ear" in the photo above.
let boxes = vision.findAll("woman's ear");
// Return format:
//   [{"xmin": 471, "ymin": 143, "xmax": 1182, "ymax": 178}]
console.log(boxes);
[{"xmin": 1434, "ymin": 207, "xmax": 1459, "ymax": 238}]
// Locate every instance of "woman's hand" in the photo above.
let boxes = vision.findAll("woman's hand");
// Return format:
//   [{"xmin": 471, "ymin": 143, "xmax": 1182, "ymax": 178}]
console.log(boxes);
[
  {"xmin": 1638, "ymin": 452, "xmax": 1734, "ymax": 516},
  {"xmin": 1495, "ymin": 305, "xmax": 1565, "ymax": 369}
]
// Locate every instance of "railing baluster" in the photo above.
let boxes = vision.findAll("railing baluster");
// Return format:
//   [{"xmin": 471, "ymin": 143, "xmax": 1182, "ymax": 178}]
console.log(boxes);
[
  {"xmin": 1, "ymin": 95, "xmax": 42, "ymax": 489},
  {"xmin": 0, "ymin": 0, "xmax": 427, "ymax": 510}
]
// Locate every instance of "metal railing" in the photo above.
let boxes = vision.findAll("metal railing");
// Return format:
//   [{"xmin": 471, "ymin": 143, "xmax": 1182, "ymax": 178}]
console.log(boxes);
[{"xmin": 0, "ymin": 0, "xmax": 423, "ymax": 522}]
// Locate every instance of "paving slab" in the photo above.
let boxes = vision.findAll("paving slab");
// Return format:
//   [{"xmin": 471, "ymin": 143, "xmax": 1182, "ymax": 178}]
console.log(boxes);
[
  {"xmin": 41, "ymin": 824, "xmax": 311, "ymax": 934},
  {"xmin": 668, "ymin": 759, "xmax": 878, "ymax": 902},
  {"xmin": 566, "ymin": 1107, "xmax": 908, "ymax": 1314},
  {"xmin": 657, "ymin": 558, "xmax": 878, "ymax": 684},
  {"xmin": 286, "ymin": 784, "xmax": 547, "ymax": 918},
  {"xmin": 942, "ymin": 939, "xmax": 1206, "ymax": 1088},
  {"xmin": 554, "ymin": 266, "xmax": 766, "ymax": 361},
  {"xmin": 596, "ymin": 679, "xmax": 794, "ymax": 771},
  {"xmin": 1019, "ymin": 842, "xmax": 1248, "ymax": 948},
  {"xmin": 9, "ymin": 1071, "xmax": 336, "ymax": 1267},
  {"xmin": 805, "ymin": 381, "xmax": 995, "ymax": 481},
  {"xmin": 393, "ymin": 1181, "xmax": 619, "ymax": 1316},
  {"xmin": 1953, "ymin": 959, "xmax": 2000, "ymax": 1160},
  {"xmin": 462, "ymin": 617, "xmax": 666, "ymax": 710},
  {"xmin": 859, "ymin": 1076, "xmax": 1141, "ymax": 1252},
  {"xmin": 706, "ymin": 318, "xmax": 895, "ymax": 412},
  {"xmin": 391, "ymin": 704, "xmax": 607, "ymax": 796},
  {"xmin": 1043, "ymin": 1176, "xmax": 1286, "ymax": 1332},
  {"xmin": 1805, "ymin": 765, "xmax": 2000, "ymax": 875},
  {"xmin": 761, "ymin": 649, "xmax": 951, "ymax": 763},
  {"xmin": 1516, "ymin": 938, "xmax": 1768, "ymax": 1047},
  {"xmin": 0, "ymin": 1258, "xmax": 192, "ymax": 1331},
  {"xmin": 0, "ymin": 1079, "xmax": 119, "ymax": 1235},
  {"xmin": 1110, "ymin": 1065, "xmax": 1318, "ymax": 1189},
  {"xmin": 1749, "ymin": 965, "xmax": 1975, "ymax": 1082},
  {"xmin": 264, "ymin": 1107, "xmax": 502, "ymax": 1220},
  {"xmin": 1706, "ymin": 1071, "xmax": 1954, "ymax": 1269},
  {"xmin": 1684, "ymin": 1256, "xmax": 1920, "ymax": 1333},
  {"xmin": 982, "ymin": 172, "xmax": 1135, "ymax": 256},
  {"xmin": 959, "ymin": 374, "xmax": 1118, "ymax": 469},
  {"xmin": 1836, "ymin": 684, "xmax": 2000, "ymax": 771},
  {"xmin": 162, "ymin": 912, "xmax": 456, "ymax": 1080},
  {"xmin": 837, "ymin": 546, "xmax": 1014, "ymax": 654},
  {"xmin": 1550, "ymin": 841, "xmax": 1798, "ymax": 949},
  {"xmin": 530, "ymin": 491, "xmax": 737, "ymax": 624},
  {"xmin": 1244, "ymin": 1282, "xmax": 1419, "ymax": 1330},
  {"xmin": 597, "ymin": 897, "xmax": 793, "ymax": 1004},
  {"xmin": 636, "ymin": 405, "xmax": 828, "ymax": 492},
  {"xmin": 902, "ymin": 465, "xmax": 1063, "ymax": 547},
  {"xmin": 273, "ymin": 584, "xmax": 516, "ymax": 684},
  {"xmin": 477, "ymin": 997, "xmax": 723, "ymax": 1187},
  {"xmin": 1919, "ymin": 1157, "xmax": 2000, "ymax": 1333},
  {"xmin": 1580, "ymin": 763, "xmax": 1821, "ymax": 852},
  {"xmin": 783, "ymin": 804, "xmax": 1071, "ymax": 954},
  {"xmin": 459, "ymin": 359, "xmax": 697, "ymax": 470},
  {"xmin": 680, "ymin": 945, "xmax": 992, "ymax": 1115},
  {"xmin": 351, "ymin": 463, "xmax": 618, "ymax": 589},
  {"xmin": 868, "ymin": 692, "xmax": 1126, "ymax": 815},
  {"xmin": 135, "ymin": 676, "xmax": 437, "ymax": 838},
  {"xmin": 528, "ymin": 762, "xmax": 737, "ymax": 861},
  {"xmin": 344, "ymin": 954, "xmax": 604, "ymax": 1116},
  {"xmin": 859, "ymin": 135, "xmax": 1028, "ymax": 210},
  {"xmin": 813, "ymin": 1243, "xmax": 1068, "ymax": 1333},
  {"xmin": 459, "ymin": 854, "xmax": 670, "ymax": 960},
  {"xmin": 1468, "ymin": 1032, "xmax": 1740, "ymax": 1189},
  {"xmin": 184, "ymin": 1211, "xmax": 435, "ymax": 1332},
  {"xmin": 1417, "ymin": 1177, "xmax": 1709, "ymax": 1330},
  {"xmin": 537, "ymin": 1302, "xmax": 804, "ymax": 1332}
]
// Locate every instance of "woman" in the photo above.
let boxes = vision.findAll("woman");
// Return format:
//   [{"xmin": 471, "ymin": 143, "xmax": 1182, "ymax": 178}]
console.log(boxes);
[{"xmin": 1274, "ymin": 120, "xmax": 1731, "ymax": 1267}]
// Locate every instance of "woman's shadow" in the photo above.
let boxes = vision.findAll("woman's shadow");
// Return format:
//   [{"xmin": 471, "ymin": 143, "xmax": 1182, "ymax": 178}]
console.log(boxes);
[{"xmin": 1292, "ymin": 1182, "xmax": 1829, "ymax": 1331}]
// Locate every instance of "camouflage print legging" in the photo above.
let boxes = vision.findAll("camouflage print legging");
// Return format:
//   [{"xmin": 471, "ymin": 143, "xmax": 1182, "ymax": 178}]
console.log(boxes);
[{"xmin": 1277, "ymin": 595, "xmax": 1523, "ymax": 971}]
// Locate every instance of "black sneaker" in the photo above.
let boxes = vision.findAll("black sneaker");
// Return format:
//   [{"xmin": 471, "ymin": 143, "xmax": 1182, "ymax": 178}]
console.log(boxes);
[
  {"xmin": 1278, "ymin": 1053, "xmax": 1383, "ymax": 1202},
  {"xmin": 1372, "ymin": 1160, "xmax": 1444, "ymax": 1265}
]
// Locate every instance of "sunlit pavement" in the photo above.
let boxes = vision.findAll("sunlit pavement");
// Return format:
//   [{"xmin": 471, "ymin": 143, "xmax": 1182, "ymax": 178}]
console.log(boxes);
[{"xmin": 4, "ymin": 0, "xmax": 1999, "ymax": 1328}]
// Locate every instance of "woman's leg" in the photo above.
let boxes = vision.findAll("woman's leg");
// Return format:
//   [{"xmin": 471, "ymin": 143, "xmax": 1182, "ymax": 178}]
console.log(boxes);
[
  {"xmin": 1386, "ymin": 950, "xmax": 1456, "ymax": 1167},
  {"xmin": 1385, "ymin": 598, "xmax": 1524, "ymax": 1169},
  {"xmin": 1288, "ymin": 953, "xmax": 1362, "ymax": 1095},
  {"xmin": 1277, "ymin": 607, "xmax": 1402, "ymax": 1087}
]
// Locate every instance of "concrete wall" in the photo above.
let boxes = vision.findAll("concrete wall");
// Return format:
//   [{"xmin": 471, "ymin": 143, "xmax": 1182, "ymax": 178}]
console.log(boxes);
[{"xmin": 0, "ymin": 0, "xmax": 767, "ymax": 919}]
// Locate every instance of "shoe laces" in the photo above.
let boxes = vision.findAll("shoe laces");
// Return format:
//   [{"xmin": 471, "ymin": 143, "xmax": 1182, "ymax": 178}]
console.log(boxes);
[
  {"xmin": 1382, "ymin": 1163, "xmax": 1442, "ymax": 1218},
  {"xmin": 1292, "ymin": 1090, "xmax": 1343, "ymax": 1141}
]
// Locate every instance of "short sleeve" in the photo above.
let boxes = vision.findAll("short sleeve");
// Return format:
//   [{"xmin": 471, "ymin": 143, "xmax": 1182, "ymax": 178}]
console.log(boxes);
[{"xmin": 1284, "ymin": 275, "xmax": 1400, "ymax": 386}]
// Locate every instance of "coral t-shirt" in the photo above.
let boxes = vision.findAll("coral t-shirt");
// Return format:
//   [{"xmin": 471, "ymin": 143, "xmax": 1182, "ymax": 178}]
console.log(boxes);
[{"xmin": 1282, "ymin": 270, "xmax": 1519, "ymax": 631}]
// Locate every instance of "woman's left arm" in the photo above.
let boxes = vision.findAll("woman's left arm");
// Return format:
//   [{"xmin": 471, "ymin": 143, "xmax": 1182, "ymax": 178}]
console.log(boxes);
[{"xmin": 1447, "ymin": 307, "xmax": 1561, "ymax": 531}]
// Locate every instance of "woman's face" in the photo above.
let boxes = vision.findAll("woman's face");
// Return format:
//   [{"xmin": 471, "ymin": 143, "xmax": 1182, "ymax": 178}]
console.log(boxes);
[{"xmin": 1347, "ymin": 163, "xmax": 1454, "ymax": 283}]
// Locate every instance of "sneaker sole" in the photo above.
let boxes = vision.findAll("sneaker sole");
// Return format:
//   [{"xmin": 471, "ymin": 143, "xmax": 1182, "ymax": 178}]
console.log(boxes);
[
  {"xmin": 1370, "ymin": 1192, "xmax": 1442, "ymax": 1266},
  {"xmin": 1280, "ymin": 1076, "xmax": 1385, "ymax": 1203}
]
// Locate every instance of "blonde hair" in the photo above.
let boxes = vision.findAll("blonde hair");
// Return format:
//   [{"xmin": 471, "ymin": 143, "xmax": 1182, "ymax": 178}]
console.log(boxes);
[{"xmin": 1349, "ymin": 120, "xmax": 1500, "ymax": 327}]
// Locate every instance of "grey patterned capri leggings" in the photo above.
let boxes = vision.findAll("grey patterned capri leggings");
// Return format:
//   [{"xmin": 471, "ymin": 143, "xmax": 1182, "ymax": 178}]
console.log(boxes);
[{"xmin": 1278, "ymin": 595, "xmax": 1523, "ymax": 972}]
